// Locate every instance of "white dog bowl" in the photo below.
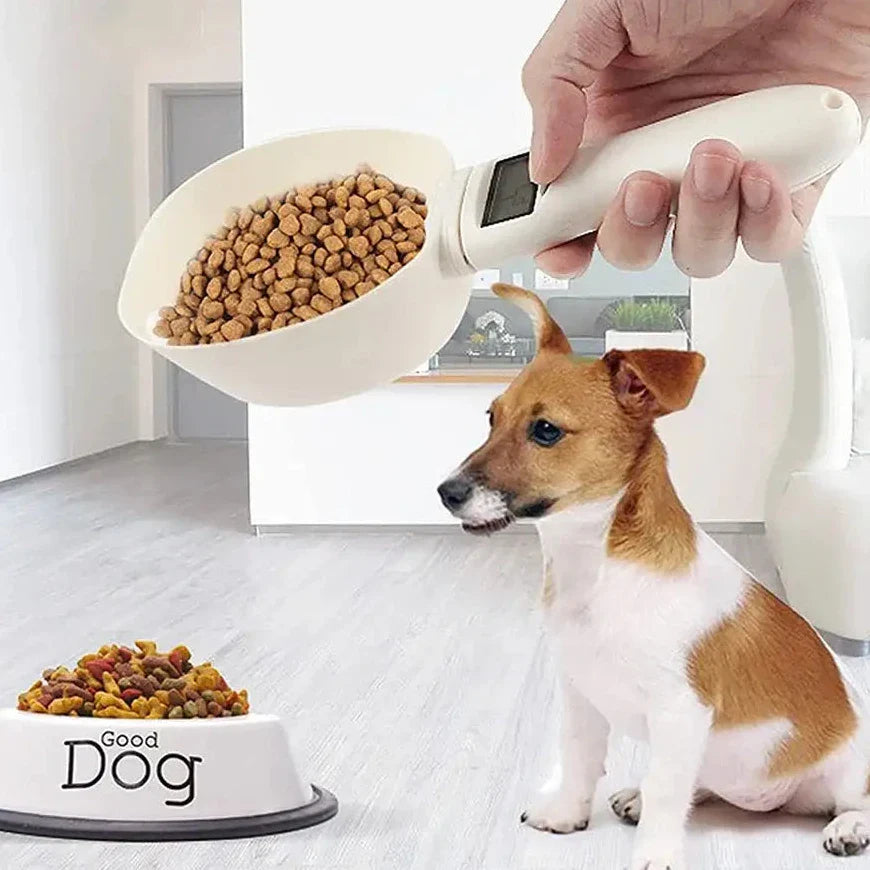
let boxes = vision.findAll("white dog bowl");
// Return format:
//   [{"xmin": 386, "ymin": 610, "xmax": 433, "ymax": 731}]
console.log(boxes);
[{"xmin": 0, "ymin": 710, "xmax": 336, "ymax": 841}]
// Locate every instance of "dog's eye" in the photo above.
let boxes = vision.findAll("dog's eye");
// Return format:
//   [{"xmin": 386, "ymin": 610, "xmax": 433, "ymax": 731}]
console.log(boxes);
[
  {"xmin": 487, "ymin": 409, "xmax": 494, "ymax": 427},
  {"xmin": 529, "ymin": 419, "xmax": 563, "ymax": 447}
]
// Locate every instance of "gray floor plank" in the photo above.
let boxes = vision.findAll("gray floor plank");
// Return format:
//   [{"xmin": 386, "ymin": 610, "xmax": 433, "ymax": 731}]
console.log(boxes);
[{"xmin": 0, "ymin": 443, "xmax": 863, "ymax": 869}]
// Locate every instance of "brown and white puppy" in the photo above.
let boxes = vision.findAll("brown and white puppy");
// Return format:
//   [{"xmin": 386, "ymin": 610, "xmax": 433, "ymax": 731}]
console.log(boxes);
[{"xmin": 438, "ymin": 284, "xmax": 870, "ymax": 869}]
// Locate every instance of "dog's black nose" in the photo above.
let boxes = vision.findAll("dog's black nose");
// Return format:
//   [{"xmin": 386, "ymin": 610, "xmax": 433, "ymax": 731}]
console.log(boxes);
[{"xmin": 438, "ymin": 477, "xmax": 472, "ymax": 511}]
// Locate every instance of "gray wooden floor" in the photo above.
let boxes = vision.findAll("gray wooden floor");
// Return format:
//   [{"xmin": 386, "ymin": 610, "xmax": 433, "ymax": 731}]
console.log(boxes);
[{"xmin": 0, "ymin": 442, "xmax": 865, "ymax": 869}]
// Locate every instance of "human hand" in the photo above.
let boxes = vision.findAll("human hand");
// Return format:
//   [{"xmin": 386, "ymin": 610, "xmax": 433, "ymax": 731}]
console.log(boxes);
[{"xmin": 522, "ymin": 0, "xmax": 870, "ymax": 278}]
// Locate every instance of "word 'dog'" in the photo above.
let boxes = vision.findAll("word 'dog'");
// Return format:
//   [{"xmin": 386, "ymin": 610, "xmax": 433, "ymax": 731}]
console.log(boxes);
[{"xmin": 62, "ymin": 729, "xmax": 201, "ymax": 807}]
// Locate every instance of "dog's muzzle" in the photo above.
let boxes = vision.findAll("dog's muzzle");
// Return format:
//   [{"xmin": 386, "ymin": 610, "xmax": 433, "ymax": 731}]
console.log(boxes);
[{"xmin": 437, "ymin": 473, "xmax": 515, "ymax": 535}]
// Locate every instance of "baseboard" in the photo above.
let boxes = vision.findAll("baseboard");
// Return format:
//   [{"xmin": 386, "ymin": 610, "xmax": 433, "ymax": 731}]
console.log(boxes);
[
  {"xmin": 700, "ymin": 522, "xmax": 765, "ymax": 534},
  {"xmin": 252, "ymin": 523, "xmax": 536, "ymax": 536},
  {"xmin": 253, "ymin": 521, "xmax": 766, "ymax": 536}
]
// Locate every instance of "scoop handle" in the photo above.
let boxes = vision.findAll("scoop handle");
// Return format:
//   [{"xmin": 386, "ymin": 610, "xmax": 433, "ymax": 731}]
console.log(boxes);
[{"xmin": 459, "ymin": 85, "xmax": 862, "ymax": 269}]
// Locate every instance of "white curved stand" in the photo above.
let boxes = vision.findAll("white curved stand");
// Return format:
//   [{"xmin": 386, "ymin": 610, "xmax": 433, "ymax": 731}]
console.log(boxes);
[{"xmin": 765, "ymin": 221, "xmax": 870, "ymax": 653}]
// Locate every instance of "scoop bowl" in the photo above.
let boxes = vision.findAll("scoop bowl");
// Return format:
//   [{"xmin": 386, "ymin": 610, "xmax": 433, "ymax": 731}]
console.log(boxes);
[{"xmin": 118, "ymin": 128, "xmax": 473, "ymax": 406}]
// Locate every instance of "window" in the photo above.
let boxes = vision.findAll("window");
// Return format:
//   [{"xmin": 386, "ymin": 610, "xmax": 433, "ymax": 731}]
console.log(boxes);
[{"xmin": 429, "ymin": 233, "xmax": 691, "ymax": 370}]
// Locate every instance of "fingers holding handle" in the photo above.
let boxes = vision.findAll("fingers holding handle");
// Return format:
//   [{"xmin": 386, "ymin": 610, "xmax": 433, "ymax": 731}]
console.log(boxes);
[
  {"xmin": 524, "ymin": 87, "xmax": 860, "ymax": 279},
  {"xmin": 536, "ymin": 147, "xmax": 829, "ymax": 281},
  {"xmin": 522, "ymin": 0, "xmax": 625, "ymax": 184}
]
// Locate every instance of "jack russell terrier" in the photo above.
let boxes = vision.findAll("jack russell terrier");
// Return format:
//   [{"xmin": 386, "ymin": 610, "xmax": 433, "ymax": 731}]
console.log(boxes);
[{"xmin": 437, "ymin": 283, "xmax": 870, "ymax": 869}]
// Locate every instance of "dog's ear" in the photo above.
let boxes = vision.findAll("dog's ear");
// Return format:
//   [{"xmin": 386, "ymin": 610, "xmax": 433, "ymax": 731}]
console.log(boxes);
[
  {"xmin": 492, "ymin": 283, "xmax": 571, "ymax": 355},
  {"xmin": 604, "ymin": 348, "xmax": 706, "ymax": 420}
]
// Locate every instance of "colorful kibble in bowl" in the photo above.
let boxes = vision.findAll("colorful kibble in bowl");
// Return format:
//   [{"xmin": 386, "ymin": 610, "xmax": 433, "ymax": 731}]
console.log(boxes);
[{"xmin": 17, "ymin": 641, "xmax": 249, "ymax": 720}]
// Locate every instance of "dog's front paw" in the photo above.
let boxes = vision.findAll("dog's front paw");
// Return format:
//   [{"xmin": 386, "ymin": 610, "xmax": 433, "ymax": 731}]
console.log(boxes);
[
  {"xmin": 609, "ymin": 787, "xmax": 642, "ymax": 825},
  {"xmin": 824, "ymin": 811, "xmax": 870, "ymax": 857},
  {"xmin": 520, "ymin": 790, "xmax": 590, "ymax": 834},
  {"xmin": 629, "ymin": 841, "xmax": 685, "ymax": 870}
]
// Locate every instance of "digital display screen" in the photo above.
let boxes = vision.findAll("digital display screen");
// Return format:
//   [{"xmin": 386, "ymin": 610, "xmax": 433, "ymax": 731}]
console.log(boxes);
[{"xmin": 481, "ymin": 153, "xmax": 538, "ymax": 227}]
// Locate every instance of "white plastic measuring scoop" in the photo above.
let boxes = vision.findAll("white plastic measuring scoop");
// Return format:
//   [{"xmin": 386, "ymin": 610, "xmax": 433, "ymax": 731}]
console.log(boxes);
[{"xmin": 118, "ymin": 85, "xmax": 861, "ymax": 406}]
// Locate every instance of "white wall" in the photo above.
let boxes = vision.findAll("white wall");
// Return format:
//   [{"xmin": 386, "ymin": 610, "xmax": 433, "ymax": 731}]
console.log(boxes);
[
  {"xmin": 128, "ymin": 0, "xmax": 242, "ymax": 235},
  {"xmin": 826, "ymin": 216, "xmax": 870, "ymax": 336},
  {"xmin": 0, "ymin": 2, "xmax": 139, "ymax": 482},
  {"xmin": 670, "ymin": 254, "xmax": 793, "ymax": 521},
  {"xmin": 819, "ymin": 136, "xmax": 870, "ymax": 337},
  {"xmin": 242, "ymin": 0, "xmax": 868, "ymax": 524},
  {"xmin": 242, "ymin": 0, "xmax": 548, "ymax": 155},
  {"xmin": 0, "ymin": 0, "xmax": 242, "ymax": 483},
  {"xmin": 242, "ymin": 0, "xmax": 802, "ymax": 523},
  {"xmin": 248, "ymin": 255, "xmax": 794, "ymax": 526},
  {"xmin": 822, "ymin": 137, "xmax": 870, "ymax": 219},
  {"xmin": 127, "ymin": 0, "xmax": 242, "ymax": 440}
]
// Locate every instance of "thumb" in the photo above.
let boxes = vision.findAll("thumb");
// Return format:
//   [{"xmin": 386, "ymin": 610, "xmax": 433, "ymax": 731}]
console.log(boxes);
[{"xmin": 522, "ymin": 0, "xmax": 625, "ymax": 184}]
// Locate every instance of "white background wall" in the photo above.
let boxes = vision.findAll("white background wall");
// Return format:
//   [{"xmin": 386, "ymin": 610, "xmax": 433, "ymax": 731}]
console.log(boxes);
[
  {"xmin": 127, "ymin": 0, "xmax": 242, "ymax": 440},
  {"xmin": 819, "ymin": 137, "xmax": 870, "ymax": 336},
  {"xmin": 242, "ymin": 0, "xmax": 840, "ymax": 523},
  {"xmin": 127, "ymin": 0, "xmax": 242, "ymax": 238},
  {"xmin": 248, "ymin": 261, "xmax": 794, "ymax": 526},
  {"xmin": 0, "ymin": 0, "xmax": 241, "ymax": 483},
  {"xmin": 828, "ymin": 216, "xmax": 870, "ymax": 337},
  {"xmin": 242, "ymin": 0, "xmax": 546, "ymax": 158},
  {"xmin": 0, "ymin": 2, "xmax": 139, "ymax": 482},
  {"xmin": 1, "ymin": 0, "xmax": 859, "ymax": 498}
]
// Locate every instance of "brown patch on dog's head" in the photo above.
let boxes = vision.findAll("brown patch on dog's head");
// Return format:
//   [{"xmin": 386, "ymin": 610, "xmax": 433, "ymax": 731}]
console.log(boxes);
[
  {"xmin": 436, "ymin": 285, "xmax": 706, "ymax": 541},
  {"xmin": 601, "ymin": 348, "xmax": 706, "ymax": 571}
]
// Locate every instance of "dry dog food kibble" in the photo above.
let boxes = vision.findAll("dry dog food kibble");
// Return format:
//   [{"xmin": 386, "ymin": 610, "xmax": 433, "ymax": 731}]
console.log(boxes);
[
  {"xmin": 153, "ymin": 169, "xmax": 428, "ymax": 345},
  {"xmin": 17, "ymin": 641, "xmax": 249, "ymax": 719}
]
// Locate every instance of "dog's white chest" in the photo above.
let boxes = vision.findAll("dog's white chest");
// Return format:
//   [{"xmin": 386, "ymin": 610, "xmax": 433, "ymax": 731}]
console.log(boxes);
[
  {"xmin": 539, "ymin": 511, "xmax": 747, "ymax": 739},
  {"xmin": 546, "ymin": 558, "xmax": 670, "ymax": 737}
]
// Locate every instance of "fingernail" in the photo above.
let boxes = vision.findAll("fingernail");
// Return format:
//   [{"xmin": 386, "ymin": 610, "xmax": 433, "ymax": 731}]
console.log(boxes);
[
  {"xmin": 740, "ymin": 174, "xmax": 772, "ymax": 212},
  {"xmin": 624, "ymin": 178, "xmax": 668, "ymax": 227},
  {"xmin": 536, "ymin": 257, "xmax": 583, "ymax": 279},
  {"xmin": 692, "ymin": 153, "xmax": 737, "ymax": 201}
]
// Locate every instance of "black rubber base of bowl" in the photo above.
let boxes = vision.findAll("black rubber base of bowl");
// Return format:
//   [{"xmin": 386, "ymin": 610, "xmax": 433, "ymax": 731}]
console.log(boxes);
[{"xmin": 0, "ymin": 784, "xmax": 337, "ymax": 841}]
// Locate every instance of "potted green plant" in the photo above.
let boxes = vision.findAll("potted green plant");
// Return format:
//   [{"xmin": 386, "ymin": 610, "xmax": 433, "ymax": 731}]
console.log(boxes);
[{"xmin": 602, "ymin": 298, "xmax": 689, "ymax": 352}]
